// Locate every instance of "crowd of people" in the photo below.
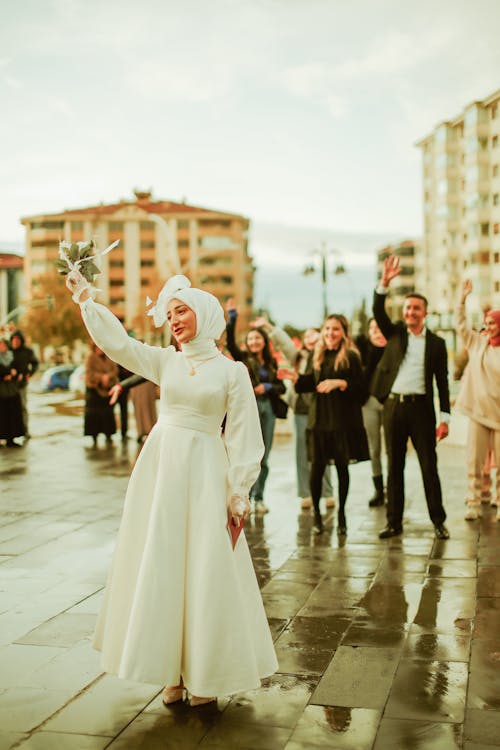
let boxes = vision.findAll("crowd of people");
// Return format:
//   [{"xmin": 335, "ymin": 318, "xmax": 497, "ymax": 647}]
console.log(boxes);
[{"xmin": 2, "ymin": 252, "xmax": 496, "ymax": 710}]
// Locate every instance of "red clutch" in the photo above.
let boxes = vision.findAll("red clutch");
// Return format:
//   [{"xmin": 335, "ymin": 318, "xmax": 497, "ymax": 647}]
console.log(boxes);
[{"xmin": 228, "ymin": 516, "xmax": 245, "ymax": 549}]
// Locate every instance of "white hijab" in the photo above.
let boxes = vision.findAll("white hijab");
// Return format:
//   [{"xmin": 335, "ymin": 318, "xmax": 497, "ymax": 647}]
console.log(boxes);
[{"xmin": 147, "ymin": 275, "xmax": 225, "ymax": 360}]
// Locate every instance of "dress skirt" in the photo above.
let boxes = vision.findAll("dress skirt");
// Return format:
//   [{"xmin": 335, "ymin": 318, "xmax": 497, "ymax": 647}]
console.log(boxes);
[
  {"xmin": 93, "ymin": 415, "xmax": 278, "ymax": 696},
  {"xmin": 84, "ymin": 388, "xmax": 116, "ymax": 437}
]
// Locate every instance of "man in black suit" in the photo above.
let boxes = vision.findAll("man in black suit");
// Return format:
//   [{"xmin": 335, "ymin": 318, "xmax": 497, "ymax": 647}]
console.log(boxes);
[{"xmin": 371, "ymin": 255, "xmax": 450, "ymax": 540}]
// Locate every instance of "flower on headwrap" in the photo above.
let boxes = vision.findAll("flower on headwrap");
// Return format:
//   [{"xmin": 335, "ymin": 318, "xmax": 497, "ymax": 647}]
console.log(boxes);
[
  {"xmin": 146, "ymin": 273, "xmax": 225, "ymax": 341},
  {"xmin": 146, "ymin": 275, "xmax": 192, "ymax": 328}
]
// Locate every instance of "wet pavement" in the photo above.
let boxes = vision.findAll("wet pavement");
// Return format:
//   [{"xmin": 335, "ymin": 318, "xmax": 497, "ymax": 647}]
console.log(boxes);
[{"xmin": 1, "ymin": 390, "xmax": 499, "ymax": 750}]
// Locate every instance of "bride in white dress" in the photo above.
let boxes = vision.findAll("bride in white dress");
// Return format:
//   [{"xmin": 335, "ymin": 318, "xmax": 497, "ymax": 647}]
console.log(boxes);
[{"xmin": 66, "ymin": 270, "xmax": 278, "ymax": 705}]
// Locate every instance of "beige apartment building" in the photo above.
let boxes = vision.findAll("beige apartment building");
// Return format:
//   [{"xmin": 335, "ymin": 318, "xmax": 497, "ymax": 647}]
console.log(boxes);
[
  {"xmin": 416, "ymin": 89, "xmax": 500, "ymax": 328},
  {"xmin": 376, "ymin": 239, "xmax": 419, "ymax": 318},
  {"xmin": 20, "ymin": 190, "xmax": 255, "ymax": 333}
]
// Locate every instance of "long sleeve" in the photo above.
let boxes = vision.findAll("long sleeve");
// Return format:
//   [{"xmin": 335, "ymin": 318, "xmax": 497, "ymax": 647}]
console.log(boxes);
[
  {"xmin": 119, "ymin": 373, "xmax": 147, "ymax": 392},
  {"xmin": 295, "ymin": 372, "xmax": 316, "ymax": 393},
  {"xmin": 225, "ymin": 310, "xmax": 246, "ymax": 363},
  {"xmin": 224, "ymin": 362, "xmax": 265, "ymax": 496},
  {"xmin": 455, "ymin": 302, "xmax": 479, "ymax": 351},
  {"xmin": 79, "ymin": 298, "xmax": 164, "ymax": 385},
  {"xmin": 269, "ymin": 326, "xmax": 299, "ymax": 363},
  {"xmin": 373, "ymin": 290, "xmax": 397, "ymax": 340}
]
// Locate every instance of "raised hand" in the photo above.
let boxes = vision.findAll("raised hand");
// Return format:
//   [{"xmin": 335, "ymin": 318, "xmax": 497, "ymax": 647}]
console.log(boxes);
[
  {"xmin": 460, "ymin": 279, "xmax": 472, "ymax": 302},
  {"xmin": 66, "ymin": 269, "xmax": 92, "ymax": 303},
  {"xmin": 381, "ymin": 255, "xmax": 401, "ymax": 287},
  {"xmin": 251, "ymin": 316, "xmax": 271, "ymax": 330}
]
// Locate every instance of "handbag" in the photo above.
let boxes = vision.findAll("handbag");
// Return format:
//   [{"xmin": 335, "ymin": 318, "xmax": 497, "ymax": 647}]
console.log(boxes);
[{"xmin": 269, "ymin": 391, "xmax": 289, "ymax": 419}]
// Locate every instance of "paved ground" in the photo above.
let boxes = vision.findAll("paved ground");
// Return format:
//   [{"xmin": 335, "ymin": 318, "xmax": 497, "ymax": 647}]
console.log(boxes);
[{"xmin": 0, "ymin": 389, "xmax": 499, "ymax": 750}]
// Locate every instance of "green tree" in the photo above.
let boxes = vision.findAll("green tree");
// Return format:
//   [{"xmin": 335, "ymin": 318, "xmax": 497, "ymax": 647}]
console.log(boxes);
[{"xmin": 21, "ymin": 271, "xmax": 87, "ymax": 351}]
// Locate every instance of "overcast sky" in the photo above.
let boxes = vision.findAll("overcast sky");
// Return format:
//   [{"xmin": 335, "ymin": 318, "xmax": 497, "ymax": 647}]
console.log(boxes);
[{"xmin": 2, "ymin": 0, "xmax": 500, "ymax": 255}]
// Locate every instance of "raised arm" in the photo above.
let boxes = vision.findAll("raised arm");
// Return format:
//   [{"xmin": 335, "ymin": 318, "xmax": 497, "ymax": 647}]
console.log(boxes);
[
  {"xmin": 373, "ymin": 254, "xmax": 401, "ymax": 339},
  {"xmin": 66, "ymin": 270, "xmax": 164, "ymax": 384},
  {"xmin": 455, "ymin": 279, "xmax": 479, "ymax": 350},
  {"xmin": 225, "ymin": 299, "xmax": 246, "ymax": 362}
]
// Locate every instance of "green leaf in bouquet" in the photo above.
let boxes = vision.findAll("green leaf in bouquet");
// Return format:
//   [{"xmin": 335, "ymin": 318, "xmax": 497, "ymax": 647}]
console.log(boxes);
[
  {"xmin": 69, "ymin": 243, "xmax": 79, "ymax": 261},
  {"xmin": 54, "ymin": 259, "xmax": 70, "ymax": 274},
  {"xmin": 81, "ymin": 261, "xmax": 101, "ymax": 282}
]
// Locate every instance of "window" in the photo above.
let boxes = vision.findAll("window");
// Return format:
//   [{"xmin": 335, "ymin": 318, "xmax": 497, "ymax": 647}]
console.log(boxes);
[
  {"xmin": 110, "ymin": 259, "xmax": 124, "ymax": 267},
  {"xmin": 178, "ymin": 239, "xmax": 189, "ymax": 248},
  {"xmin": 30, "ymin": 220, "xmax": 64, "ymax": 230},
  {"xmin": 494, "ymin": 224, "xmax": 499, "ymax": 234},
  {"xmin": 491, "ymin": 104, "xmax": 498, "ymax": 119},
  {"xmin": 110, "ymin": 297, "xmax": 125, "ymax": 304},
  {"xmin": 494, "ymin": 252, "xmax": 500, "ymax": 263},
  {"xmin": 495, "ymin": 281, "xmax": 500, "ymax": 292},
  {"xmin": 178, "ymin": 220, "xmax": 189, "ymax": 229},
  {"xmin": 481, "ymin": 223, "xmax": 490, "ymax": 236},
  {"xmin": 493, "ymin": 164, "xmax": 499, "ymax": 177},
  {"xmin": 141, "ymin": 279, "xmax": 149, "ymax": 286},
  {"xmin": 109, "ymin": 222, "xmax": 123, "ymax": 231},
  {"xmin": 494, "ymin": 194, "xmax": 499, "ymax": 206},
  {"xmin": 493, "ymin": 135, "xmax": 499, "ymax": 148},
  {"xmin": 140, "ymin": 221, "xmax": 154, "ymax": 230},
  {"xmin": 110, "ymin": 280, "xmax": 122, "ymax": 287},
  {"xmin": 140, "ymin": 260, "xmax": 154, "ymax": 267},
  {"xmin": 140, "ymin": 240, "xmax": 155, "ymax": 249},
  {"xmin": 71, "ymin": 221, "xmax": 84, "ymax": 231}
]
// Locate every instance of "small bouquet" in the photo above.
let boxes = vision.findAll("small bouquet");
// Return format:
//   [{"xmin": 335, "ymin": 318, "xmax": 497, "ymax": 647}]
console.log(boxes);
[{"xmin": 55, "ymin": 239, "xmax": 119, "ymax": 283}]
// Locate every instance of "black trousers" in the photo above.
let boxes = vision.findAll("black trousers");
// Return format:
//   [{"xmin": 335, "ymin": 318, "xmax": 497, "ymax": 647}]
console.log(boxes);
[
  {"xmin": 383, "ymin": 396, "xmax": 446, "ymax": 528},
  {"xmin": 117, "ymin": 390, "xmax": 129, "ymax": 437}
]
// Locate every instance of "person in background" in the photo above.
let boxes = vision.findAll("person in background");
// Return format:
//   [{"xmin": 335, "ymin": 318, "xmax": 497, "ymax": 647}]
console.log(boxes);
[
  {"xmin": 455, "ymin": 280, "xmax": 500, "ymax": 520},
  {"xmin": 0, "ymin": 338, "xmax": 24, "ymax": 448},
  {"xmin": 84, "ymin": 342, "xmax": 118, "ymax": 447},
  {"xmin": 253, "ymin": 318, "xmax": 334, "ymax": 510},
  {"xmin": 110, "ymin": 372, "xmax": 158, "ymax": 444},
  {"xmin": 10, "ymin": 330, "xmax": 39, "ymax": 441},
  {"xmin": 225, "ymin": 299, "xmax": 286, "ymax": 514},
  {"xmin": 372, "ymin": 254, "xmax": 450, "ymax": 540},
  {"xmin": 355, "ymin": 318, "xmax": 387, "ymax": 508},
  {"xmin": 284, "ymin": 315, "xmax": 369, "ymax": 535}
]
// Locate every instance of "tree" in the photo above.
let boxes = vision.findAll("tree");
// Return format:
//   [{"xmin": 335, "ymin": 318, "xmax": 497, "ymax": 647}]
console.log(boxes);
[{"xmin": 21, "ymin": 271, "xmax": 87, "ymax": 351}]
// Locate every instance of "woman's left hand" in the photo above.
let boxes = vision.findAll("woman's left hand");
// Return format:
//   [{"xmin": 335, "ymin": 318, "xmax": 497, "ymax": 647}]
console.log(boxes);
[
  {"xmin": 230, "ymin": 494, "xmax": 251, "ymax": 525},
  {"xmin": 316, "ymin": 378, "xmax": 347, "ymax": 393},
  {"xmin": 254, "ymin": 384, "xmax": 265, "ymax": 395}
]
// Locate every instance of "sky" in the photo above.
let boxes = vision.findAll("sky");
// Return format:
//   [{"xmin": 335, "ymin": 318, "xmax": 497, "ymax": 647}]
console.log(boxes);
[{"xmin": 2, "ymin": 0, "xmax": 500, "ymax": 324}]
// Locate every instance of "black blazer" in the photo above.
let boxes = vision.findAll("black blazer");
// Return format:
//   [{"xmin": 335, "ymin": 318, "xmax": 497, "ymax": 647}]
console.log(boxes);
[{"xmin": 370, "ymin": 291, "xmax": 450, "ymax": 422}]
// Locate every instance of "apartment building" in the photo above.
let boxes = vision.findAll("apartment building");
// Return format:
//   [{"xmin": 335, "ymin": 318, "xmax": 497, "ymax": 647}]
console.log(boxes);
[
  {"xmin": 376, "ymin": 240, "xmax": 419, "ymax": 318},
  {"xmin": 20, "ymin": 190, "xmax": 255, "ymax": 332},
  {"xmin": 0, "ymin": 252, "xmax": 24, "ymax": 326},
  {"xmin": 416, "ymin": 88, "xmax": 500, "ymax": 327}
]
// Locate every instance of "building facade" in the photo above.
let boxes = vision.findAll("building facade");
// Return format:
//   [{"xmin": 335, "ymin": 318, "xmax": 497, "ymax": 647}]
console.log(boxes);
[
  {"xmin": 416, "ymin": 89, "xmax": 500, "ymax": 327},
  {"xmin": 376, "ymin": 240, "xmax": 419, "ymax": 318},
  {"xmin": 0, "ymin": 252, "xmax": 24, "ymax": 327},
  {"xmin": 21, "ymin": 190, "xmax": 255, "ymax": 332}
]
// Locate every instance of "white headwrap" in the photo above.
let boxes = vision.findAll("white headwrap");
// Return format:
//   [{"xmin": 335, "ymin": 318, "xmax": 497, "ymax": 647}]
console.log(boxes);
[{"xmin": 147, "ymin": 275, "xmax": 225, "ymax": 358}]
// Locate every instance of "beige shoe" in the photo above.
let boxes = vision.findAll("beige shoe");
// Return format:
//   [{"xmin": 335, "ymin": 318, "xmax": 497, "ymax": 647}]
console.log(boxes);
[
  {"xmin": 162, "ymin": 685, "xmax": 184, "ymax": 705},
  {"xmin": 464, "ymin": 505, "xmax": 482, "ymax": 521},
  {"xmin": 254, "ymin": 500, "xmax": 269, "ymax": 514},
  {"xmin": 301, "ymin": 496, "xmax": 312, "ymax": 509},
  {"xmin": 324, "ymin": 497, "xmax": 336, "ymax": 508}
]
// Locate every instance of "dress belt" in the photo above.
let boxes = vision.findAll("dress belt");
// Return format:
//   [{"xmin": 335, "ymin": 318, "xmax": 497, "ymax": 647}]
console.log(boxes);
[{"xmin": 389, "ymin": 392, "xmax": 426, "ymax": 403}]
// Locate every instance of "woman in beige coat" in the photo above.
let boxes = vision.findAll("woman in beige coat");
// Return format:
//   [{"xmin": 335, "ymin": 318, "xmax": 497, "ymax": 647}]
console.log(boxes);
[{"xmin": 455, "ymin": 280, "xmax": 500, "ymax": 520}]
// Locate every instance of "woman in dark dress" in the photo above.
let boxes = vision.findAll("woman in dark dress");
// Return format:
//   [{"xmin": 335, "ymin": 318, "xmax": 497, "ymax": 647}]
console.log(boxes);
[
  {"xmin": 84, "ymin": 343, "xmax": 118, "ymax": 446},
  {"xmin": 225, "ymin": 299, "xmax": 286, "ymax": 514},
  {"xmin": 0, "ymin": 338, "xmax": 24, "ymax": 447},
  {"xmin": 286, "ymin": 315, "xmax": 369, "ymax": 534}
]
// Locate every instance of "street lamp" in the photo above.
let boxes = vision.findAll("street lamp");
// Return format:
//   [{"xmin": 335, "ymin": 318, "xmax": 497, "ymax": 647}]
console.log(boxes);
[{"xmin": 303, "ymin": 242, "xmax": 345, "ymax": 319}]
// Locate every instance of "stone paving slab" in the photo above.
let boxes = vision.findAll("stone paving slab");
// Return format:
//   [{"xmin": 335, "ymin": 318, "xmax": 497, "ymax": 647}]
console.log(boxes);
[{"xmin": 0, "ymin": 390, "xmax": 499, "ymax": 749}]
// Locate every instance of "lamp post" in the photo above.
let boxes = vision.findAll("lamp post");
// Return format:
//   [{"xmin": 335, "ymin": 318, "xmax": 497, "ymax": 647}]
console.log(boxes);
[{"xmin": 303, "ymin": 242, "xmax": 345, "ymax": 319}]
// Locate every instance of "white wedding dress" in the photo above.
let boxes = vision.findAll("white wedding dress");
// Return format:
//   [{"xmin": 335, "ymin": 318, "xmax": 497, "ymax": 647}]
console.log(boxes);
[{"xmin": 79, "ymin": 298, "xmax": 278, "ymax": 696}]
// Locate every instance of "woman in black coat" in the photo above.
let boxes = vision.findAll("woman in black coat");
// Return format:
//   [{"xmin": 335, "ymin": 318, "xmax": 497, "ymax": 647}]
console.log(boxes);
[
  {"xmin": 225, "ymin": 300, "xmax": 286, "ymax": 514},
  {"xmin": 286, "ymin": 315, "xmax": 369, "ymax": 535}
]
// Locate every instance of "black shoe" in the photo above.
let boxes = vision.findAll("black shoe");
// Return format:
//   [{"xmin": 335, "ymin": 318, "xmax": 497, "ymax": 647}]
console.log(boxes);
[
  {"xmin": 337, "ymin": 512, "xmax": 347, "ymax": 536},
  {"xmin": 369, "ymin": 475, "xmax": 385, "ymax": 507},
  {"xmin": 313, "ymin": 513, "xmax": 323, "ymax": 534},
  {"xmin": 379, "ymin": 525, "xmax": 402, "ymax": 539},
  {"xmin": 434, "ymin": 524, "xmax": 450, "ymax": 540},
  {"xmin": 6, "ymin": 439, "xmax": 22, "ymax": 448}
]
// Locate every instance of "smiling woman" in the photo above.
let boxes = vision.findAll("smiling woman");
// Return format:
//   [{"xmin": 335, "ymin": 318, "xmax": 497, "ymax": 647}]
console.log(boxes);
[{"xmin": 63, "ymin": 269, "xmax": 278, "ymax": 706}]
